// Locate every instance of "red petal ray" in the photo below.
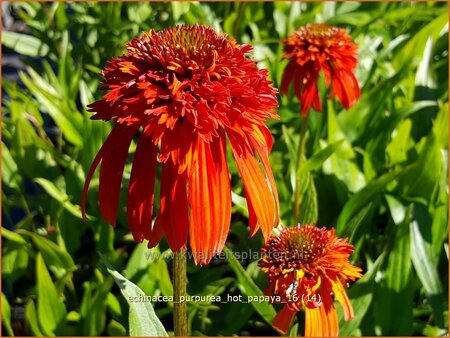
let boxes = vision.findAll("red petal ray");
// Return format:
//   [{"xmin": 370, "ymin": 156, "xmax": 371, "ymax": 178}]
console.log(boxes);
[
  {"xmin": 147, "ymin": 218, "xmax": 164, "ymax": 249},
  {"xmin": 189, "ymin": 137, "xmax": 231, "ymax": 265},
  {"xmin": 81, "ymin": 126, "xmax": 121, "ymax": 221},
  {"xmin": 301, "ymin": 71, "xmax": 320, "ymax": 116},
  {"xmin": 332, "ymin": 69, "xmax": 360, "ymax": 109},
  {"xmin": 272, "ymin": 305, "xmax": 296, "ymax": 334},
  {"xmin": 99, "ymin": 124, "xmax": 139, "ymax": 225},
  {"xmin": 127, "ymin": 127, "xmax": 158, "ymax": 242},
  {"xmin": 250, "ymin": 128, "xmax": 280, "ymax": 228},
  {"xmin": 154, "ymin": 160, "xmax": 188, "ymax": 251},
  {"xmin": 280, "ymin": 60, "xmax": 298, "ymax": 94},
  {"xmin": 230, "ymin": 141, "xmax": 277, "ymax": 241}
]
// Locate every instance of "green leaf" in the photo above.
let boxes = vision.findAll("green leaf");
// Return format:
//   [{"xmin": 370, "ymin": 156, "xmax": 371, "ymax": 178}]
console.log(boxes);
[
  {"xmin": 410, "ymin": 217, "xmax": 444, "ymax": 328},
  {"xmin": 36, "ymin": 253, "xmax": 67, "ymax": 336},
  {"xmin": 375, "ymin": 206, "xmax": 414, "ymax": 335},
  {"xmin": 19, "ymin": 69, "xmax": 84, "ymax": 146},
  {"xmin": 2, "ymin": 228, "xmax": 30, "ymax": 282},
  {"xmin": 297, "ymin": 171, "xmax": 318, "ymax": 225},
  {"xmin": 2, "ymin": 227, "xmax": 27, "ymax": 245},
  {"xmin": 25, "ymin": 300, "xmax": 44, "ymax": 336},
  {"xmin": 18, "ymin": 230, "xmax": 75, "ymax": 278},
  {"xmin": 78, "ymin": 274, "xmax": 114, "ymax": 336},
  {"xmin": 385, "ymin": 194, "xmax": 406, "ymax": 225},
  {"xmin": 324, "ymin": 102, "xmax": 366, "ymax": 192},
  {"xmin": 107, "ymin": 319, "xmax": 127, "ymax": 336},
  {"xmin": 34, "ymin": 177, "xmax": 82, "ymax": 218},
  {"xmin": 100, "ymin": 254, "xmax": 169, "ymax": 337},
  {"xmin": 298, "ymin": 140, "xmax": 344, "ymax": 175},
  {"xmin": 410, "ymin": 220, "xmax": 442, "ymax": 294},
  {"xmin": 386, "ymin": 119, "xmax": 414, "ymax": 165},
  {"xmin": 347, "ymin": 203, "xmax": 373, "ymax": 243},
  {"xmin": 2, "ymin": 31, "xmax": 49, "ymax": 56},
  {"xmin": 224, "ymin": 246, "xmax": 276, "ymax": 326},
  {"xmin": 2, "ymin": 293, "xmax": 14, "ymax": 336},
  {"xmin": 338, "ymin": 253, "xmax": 385, "ymax": 336},
  {"xmin": 328, "ymin": 12, "xmax": 372, "ymax": 26},
  {"xmin": 393, "ymin": 12, "xmax": 448, "ymax": 71},
  {"xmin": 336, "ymin": 167, "xmax": 405, "ymax": 234},
  {"xmin": 2, "ymin": 143, "xmax": 22, "ymax": 191},
  {"xmin": 124, "ymin": 244, "xmax": 173, "ymax": 297}
]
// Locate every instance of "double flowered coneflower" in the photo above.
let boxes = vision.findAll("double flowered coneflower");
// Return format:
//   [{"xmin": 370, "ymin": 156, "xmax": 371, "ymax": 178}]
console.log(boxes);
[
  {"xmin": 259, "ymin": 224, "xmax": 362, "ymax": 336},
  {"xmin": 82, "ymin": 25, "xmax": 279, "ymax": 265},
  {"xmin": 281, "ymin": 23, "xmax": 361, "ymax": 116}
]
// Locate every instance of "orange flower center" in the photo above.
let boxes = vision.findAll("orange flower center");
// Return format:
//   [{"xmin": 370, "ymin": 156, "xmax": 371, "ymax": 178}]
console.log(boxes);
[
  {"xmin": 286, "ymin": 230, "xmax": 327, "ymax": 268},
  {"xmin": 304, "ymin": 23, "xmax": 334, "ymax": 36}
]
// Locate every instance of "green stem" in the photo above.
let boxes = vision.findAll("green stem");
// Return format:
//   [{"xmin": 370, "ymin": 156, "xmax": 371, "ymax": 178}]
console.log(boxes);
[
  {"xmin": 173, "ymin": 251, "xmax": 187, "ymax": 336},
  {"xmin": 232, "ymin": 2, "xmax": 246, "ymax": 38},
  {"xmin": 293, "ymin": 115, "xmax": 309, "ymax": 219}
]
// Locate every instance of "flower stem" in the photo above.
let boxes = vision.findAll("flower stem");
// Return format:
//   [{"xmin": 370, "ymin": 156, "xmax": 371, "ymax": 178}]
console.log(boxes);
[
  {"xmin": 173, "ymin": 251, "xmax": 187, "ymax": 336},
  {"xmin": 232, "ymin": 2, "xmax": 246, "ymax": 38},
  {"xmin": 293, "ymin": 115, "xmax": 309, "ymax": 219}
]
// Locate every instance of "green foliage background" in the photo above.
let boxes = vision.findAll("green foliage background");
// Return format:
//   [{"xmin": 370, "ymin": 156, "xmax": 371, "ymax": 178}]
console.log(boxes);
[{"xmin": 1, "ymin": 1, "xmax": 448, "ymax": 336}]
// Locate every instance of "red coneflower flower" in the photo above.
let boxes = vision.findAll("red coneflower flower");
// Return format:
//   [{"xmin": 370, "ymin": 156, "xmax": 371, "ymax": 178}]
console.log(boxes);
[
  {"xmin": 281, "ymin": 23, "xmax": 361, "ymax": 116},
  {"xmin": 258, "ymin": 224, "xmax": 362, "ymax": 336},
  {"xmin": 81, "ymin": 25, "xmax": 279, "ymax": 265}
]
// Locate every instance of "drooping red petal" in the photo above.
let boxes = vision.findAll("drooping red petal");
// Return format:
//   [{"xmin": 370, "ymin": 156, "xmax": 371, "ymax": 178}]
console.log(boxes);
[
  {"xmin": 301, "ymin": 70, "xmax": 321, "ymax": 116},
  {"xmin": 189, "ymin": 137, "xmax": 231, "ymax": 265},
  {"xmin": 272, "ymin": 305, "xmax": 296, "ymax": 334},
  {"xmin": 280, "ymin": 60, "xmax": 298, "ymax": 95},
  {"xmin": 147, "ymin": 218, "xmax": 164, "ymax": 249},
  {"xmin": 154, "ymin": 160, "xmax": 188, "ymax": 251},
  {"xmin": 127, "ymin": 126, "xmax": 158, "ymax": 242},
  {"xmin": 99, "ymin": 123, "xmax": 139, "ymax": 226},
  {"xmin": 230, "ymin": 142, "xmax": 277, "ymax": 241},
  {"xmin": 81, "ymin": 125, "xmax": 121, "ymax": 222},
  {"xmin": 331, "ymin": 68, "xmax": 360, "ymax": 109}
]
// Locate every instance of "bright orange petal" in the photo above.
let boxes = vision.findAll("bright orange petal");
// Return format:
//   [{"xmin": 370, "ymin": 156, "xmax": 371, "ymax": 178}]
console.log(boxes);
[
  {"xmin": 250, "ymin": 126, "xmax": 280, "ymax": 227},
  {"xmin": 305, "ymin": 291, "xmax": 339, "ymax": 337},
  {"xmin": 127, "ymin": 127, "xmax": 157, "ymax": 242},
  {"xmin": 230, "ymin": 144, "xmax": 277, "ymax": 241},
  {"xmin": 189, "ymin": 137, "xmax": 231, "ymax": 265},
  {"xmin": 329, "ymin": 277, "xmax": 354, "ymax": 321}
]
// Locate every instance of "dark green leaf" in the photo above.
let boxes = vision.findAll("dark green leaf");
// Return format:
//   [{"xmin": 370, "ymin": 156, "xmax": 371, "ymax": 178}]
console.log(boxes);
[{"xmin": 224, "ymin": 246, "xmax": 276, "ymax": 326}]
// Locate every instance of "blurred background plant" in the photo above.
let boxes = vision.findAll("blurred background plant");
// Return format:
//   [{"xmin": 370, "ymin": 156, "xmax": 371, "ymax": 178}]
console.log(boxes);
[{"xmin": 1, "ymin": 1, "xmax": 448, "ymax": 336}]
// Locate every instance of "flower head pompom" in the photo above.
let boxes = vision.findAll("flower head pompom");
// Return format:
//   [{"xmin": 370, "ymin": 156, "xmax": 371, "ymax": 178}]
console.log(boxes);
[
  {"xmin": 82, "ymin": 25, "xmax": 279, "ymax": 265},
  {"xmin": 281, "ymin": 23, "xmax": 361, "ymax": 116},
  {"xmin": 258, "ymin": 224, "xmax": 362, "ymax": 336}
]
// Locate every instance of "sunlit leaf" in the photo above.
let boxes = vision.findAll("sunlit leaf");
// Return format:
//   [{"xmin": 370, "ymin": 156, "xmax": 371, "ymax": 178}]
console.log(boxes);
[
  {"xmin": 36, "ymin": 253, "xmax": 67, "ymax": 336},
  {"xmin": 100, "ymin": 254, "xmax": 169, "ymax": 337}
]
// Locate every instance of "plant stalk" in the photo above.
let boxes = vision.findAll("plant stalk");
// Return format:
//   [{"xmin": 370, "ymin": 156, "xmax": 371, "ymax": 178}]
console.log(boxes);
[
  {"xmin": 173, "ymin": 250, "xmax": 187, "ymax": 336},
  {"xmin": 293, "ymin": 116, "xmax": 309, "ymax": 219}
]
